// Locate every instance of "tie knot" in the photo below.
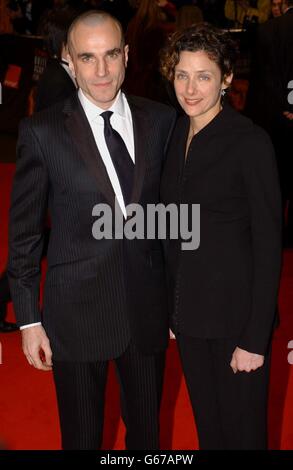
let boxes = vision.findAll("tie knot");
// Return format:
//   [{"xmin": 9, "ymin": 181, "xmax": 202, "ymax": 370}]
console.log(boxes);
[{"xmin": 100, "ymin": 111, "xmax": 113, "ymax": 125}]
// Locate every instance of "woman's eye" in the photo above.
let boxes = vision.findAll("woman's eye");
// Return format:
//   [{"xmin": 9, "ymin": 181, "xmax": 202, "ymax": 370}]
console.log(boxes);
[{"xmin": 176, "ymin": 73, "xmax": 187, "ymax": 80}]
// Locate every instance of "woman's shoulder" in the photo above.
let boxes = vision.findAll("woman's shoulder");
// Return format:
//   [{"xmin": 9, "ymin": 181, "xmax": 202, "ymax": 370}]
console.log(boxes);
[{"xmin": 223, "ymin": 104, "xmax": 272, "ymax": 144}]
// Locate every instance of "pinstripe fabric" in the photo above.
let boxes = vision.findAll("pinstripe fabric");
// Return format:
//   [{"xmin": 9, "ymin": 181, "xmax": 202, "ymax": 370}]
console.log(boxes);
[
  {"xmin": 53, "ymin": 341, "xmax": 165, "ymax": 450},
  {"xmin": 8, "ymin": 92, "xmax": 177, "ymax": 361}
]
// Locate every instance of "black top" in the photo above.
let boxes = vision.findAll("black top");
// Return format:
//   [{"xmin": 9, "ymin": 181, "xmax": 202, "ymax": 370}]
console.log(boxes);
[{"xmin": 161, "ymin": 104, "xmax": 282, "ymax": 355}]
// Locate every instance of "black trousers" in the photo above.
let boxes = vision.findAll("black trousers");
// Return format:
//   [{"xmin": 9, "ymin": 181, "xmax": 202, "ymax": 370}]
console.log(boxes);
[
  {"xmin": 53, "ymin": 341, "xmax": 165, "ymax": 450},
  {"xmin": 177, "ymin": 335, "xmax": 271, "ymax": 450}
]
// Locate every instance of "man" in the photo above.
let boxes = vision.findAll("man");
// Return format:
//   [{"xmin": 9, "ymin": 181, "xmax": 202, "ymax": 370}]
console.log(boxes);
[
  {"xmin": 271, "ymin": 0, "xmax": 283, "ymax": 17},
  {"xmin": 246, "ymin": 0, "xmax": 293, "ymax": 244},
  {"xmin": 8, "ymin": 11, "xmax": 176, "ymax": 450}
]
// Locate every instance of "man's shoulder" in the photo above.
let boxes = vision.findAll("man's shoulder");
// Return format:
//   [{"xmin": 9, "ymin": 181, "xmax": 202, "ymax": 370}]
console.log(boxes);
[
  {"xmin": 20, "ymin": 94, "xmax": 75, "ymax": 130},
  {"xmin": 126, "ymin": 94, "xmax": 176, "ymax": 119},
  {"xmin": 260, "ymin": 10, "xmax": 293, "ymax": 36}
]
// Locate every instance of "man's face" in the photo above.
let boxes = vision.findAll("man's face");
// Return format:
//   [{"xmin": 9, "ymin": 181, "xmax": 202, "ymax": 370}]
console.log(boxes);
[
  {"xmin": 271, "ymin": 0, "xmax": 283, "ymax": 17},
  {"xmin": 68, "ymin": 19, "xmax": 128, "ymax": 109}
]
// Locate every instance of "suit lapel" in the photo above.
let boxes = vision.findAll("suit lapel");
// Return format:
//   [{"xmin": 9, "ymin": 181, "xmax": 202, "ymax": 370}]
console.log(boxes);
[
  {"xmin": 64, "ymin": 93, "xmax": 116, "ymax": 207},
  {"xmin": 126, "ymin": 95, "xmax": 148, "ymax": 205},
  {"xmin": 64, "ymin": 93, "xmax": 148, "ymax": 208}
]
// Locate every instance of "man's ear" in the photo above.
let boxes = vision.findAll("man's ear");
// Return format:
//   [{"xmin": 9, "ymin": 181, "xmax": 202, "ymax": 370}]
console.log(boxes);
[
  {"xmin": 67, "ymin": 52, "xmax": 76, "ymax": 78},
  {"xmin": 124, "ymin": 44, "xmax": 129, "ymax": 68}
]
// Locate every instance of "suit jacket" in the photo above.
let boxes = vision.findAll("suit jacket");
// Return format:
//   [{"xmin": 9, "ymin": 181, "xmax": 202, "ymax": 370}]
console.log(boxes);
[
  {"xmin": 8, "ymin": 92, "xmax": 176, "ymax": 361},
  {"xmin": 160, "ymin": 104, "xmax": 282, "ymax": 355},
  {"xmin": 35, "ymin": 58, "xmax": 76, "ymax": 112}
]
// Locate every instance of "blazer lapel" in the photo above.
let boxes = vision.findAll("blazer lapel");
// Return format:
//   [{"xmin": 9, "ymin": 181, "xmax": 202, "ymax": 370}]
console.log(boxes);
[
  {"xmin": 126, "ymin": 95, "xmax": 148, "ymax": 205},
  {"xmin": 64, "ymin": 93, "xmax": 116, "ymax": 207}
]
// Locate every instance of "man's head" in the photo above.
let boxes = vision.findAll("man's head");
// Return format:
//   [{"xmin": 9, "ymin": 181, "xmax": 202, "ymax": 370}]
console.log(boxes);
[
  {"xmin": 67, "ymin": 10, "xmax": 128, "ymax": 109},
  {"xmin": 271, "ymin": 0, "xmax": 283, "ymax": 17}
]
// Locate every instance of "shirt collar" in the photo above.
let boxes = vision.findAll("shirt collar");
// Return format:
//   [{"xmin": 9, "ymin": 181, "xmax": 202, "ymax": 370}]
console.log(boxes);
[{"xmin": 78, "ymin": 88, "xmax": 127, "ymax": 122}]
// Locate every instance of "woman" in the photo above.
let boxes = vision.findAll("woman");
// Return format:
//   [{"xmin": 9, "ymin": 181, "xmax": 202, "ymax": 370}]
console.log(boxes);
[{"xmin": 160, "ymin": 23, "xmax": 282, "ymax": 449}]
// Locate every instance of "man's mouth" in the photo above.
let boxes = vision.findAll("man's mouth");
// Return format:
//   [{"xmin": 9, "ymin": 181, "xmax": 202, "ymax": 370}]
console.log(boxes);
[{"xmin": 93, "ymin": 82, "xmax": 112, "ymax": 88}]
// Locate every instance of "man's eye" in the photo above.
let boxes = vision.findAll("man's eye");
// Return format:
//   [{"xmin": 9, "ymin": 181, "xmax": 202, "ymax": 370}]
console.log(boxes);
[
  {"xmin": 82, "ymin": 56, "xmax": 93, "ymax": 63},
  {"xmin": 199, "ymin": 75, "xmax": 210, "ymax": 81},
  {"xmin": 108, "ymin": 51, "xmax": 119, "ymax": 59}
]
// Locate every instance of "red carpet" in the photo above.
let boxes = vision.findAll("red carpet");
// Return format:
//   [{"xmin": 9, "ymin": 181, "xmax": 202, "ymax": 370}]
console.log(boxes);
[{"xmin": 0, "ymin": 163, "xmax": 292, "ymax": 450}]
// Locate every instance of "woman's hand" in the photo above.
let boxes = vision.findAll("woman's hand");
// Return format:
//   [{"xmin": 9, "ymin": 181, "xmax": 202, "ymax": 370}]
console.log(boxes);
[{"xmin": 230, "ymin": 346, "xmax": 264, "ymax": 373}]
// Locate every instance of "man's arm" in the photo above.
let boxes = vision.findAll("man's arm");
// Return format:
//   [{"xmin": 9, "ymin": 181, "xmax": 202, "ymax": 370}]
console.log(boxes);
[{"xmin": 8, "ymin": 118, "xmax": 52, "ymax": 370}]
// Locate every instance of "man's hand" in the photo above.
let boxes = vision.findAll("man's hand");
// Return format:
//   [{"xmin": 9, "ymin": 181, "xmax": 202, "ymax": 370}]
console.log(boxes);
[
  {"xmin": 21, "ymin": 325, "xmax": 53, "ymax": 371},
  {"xmin": 230, "ymin": 346, "xmax": 264, "ymax": 373}
]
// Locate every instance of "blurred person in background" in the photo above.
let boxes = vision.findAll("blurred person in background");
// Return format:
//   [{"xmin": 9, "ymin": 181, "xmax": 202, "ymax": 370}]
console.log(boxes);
[
  {"xmin": 124, "ymin": 0, "xmax": 175, "ymax": 101},
  {"xmin": 247, "ymin": 0, "xmax": 293, "ymax": 245},
  {"xmin": 225, "ymin": 0, "xmax": 271, "ymax": 28},
  {"xmin": 0, "ymin": 0, "xmax": 13, "ymax": 32},
  {"xmin": 35, "ymin": 5, "xmax": 78, "ymax": 111},
  {"xmin": 0, "ymin": 272, "xmax": 18, "ymax": 332},
  {"xmin": 270, "ymin": 0, "xmax": 283, "ymax": 17},
  {"xmin": 175, "ymin": 4, "xmax": 203, "ymax": 31}
]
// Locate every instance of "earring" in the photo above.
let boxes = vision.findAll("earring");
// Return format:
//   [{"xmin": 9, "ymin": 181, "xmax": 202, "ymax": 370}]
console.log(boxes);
[{"xmin": 221, "ymin": 89, "xmax": 226, "ymax": 97}]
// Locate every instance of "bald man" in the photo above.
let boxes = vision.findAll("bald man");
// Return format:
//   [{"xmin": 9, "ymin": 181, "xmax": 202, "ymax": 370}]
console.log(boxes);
[{"xmin": 8, "ymin": 11, "xmax": 176, "ymax": 450}]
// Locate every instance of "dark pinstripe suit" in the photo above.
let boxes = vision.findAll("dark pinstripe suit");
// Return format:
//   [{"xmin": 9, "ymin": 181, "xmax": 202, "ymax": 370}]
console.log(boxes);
[{"xmin": 8, "ymin": 91, "xmax": 176, "ymax": 449}]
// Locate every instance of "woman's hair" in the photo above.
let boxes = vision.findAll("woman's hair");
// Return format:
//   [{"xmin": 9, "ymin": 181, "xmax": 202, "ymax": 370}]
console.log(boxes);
[{"xmin": 160, "ymin": 23, "xmax": 238, "ymax": 82}]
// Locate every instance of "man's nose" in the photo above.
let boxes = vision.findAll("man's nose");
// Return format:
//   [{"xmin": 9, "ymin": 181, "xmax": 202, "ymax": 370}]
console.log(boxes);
[{"xmin": 95, "ymin": 59, "xmax": 108, "ymax": 77}]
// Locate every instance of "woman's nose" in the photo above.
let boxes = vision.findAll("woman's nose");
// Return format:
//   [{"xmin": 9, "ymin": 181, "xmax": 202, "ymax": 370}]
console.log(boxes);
[{"xmin": 186, "ymin": 78, "xmax": 197, "ymax": 95}]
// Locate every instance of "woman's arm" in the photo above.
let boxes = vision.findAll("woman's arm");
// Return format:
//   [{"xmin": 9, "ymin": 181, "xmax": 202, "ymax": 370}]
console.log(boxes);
[{"xmin": 237, "ymin": 127, "xmax": 282, "ymax": 356}]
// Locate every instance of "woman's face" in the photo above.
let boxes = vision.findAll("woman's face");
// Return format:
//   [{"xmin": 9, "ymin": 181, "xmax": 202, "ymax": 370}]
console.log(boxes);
[{"xmin": 174, "ymin": 50, "xmax": 232, "ymax": 123}]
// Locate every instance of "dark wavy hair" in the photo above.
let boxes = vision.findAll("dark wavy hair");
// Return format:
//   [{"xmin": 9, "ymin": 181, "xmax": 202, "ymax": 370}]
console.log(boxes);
[{"xmin": 160, "ymin": 23, "xmax": 238, "ymax": 82}]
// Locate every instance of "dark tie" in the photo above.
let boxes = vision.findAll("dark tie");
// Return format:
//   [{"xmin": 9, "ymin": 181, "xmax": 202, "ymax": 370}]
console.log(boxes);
[{"xmin": 100, "ymin": 111, "xmax": 134, "ymax": 206}]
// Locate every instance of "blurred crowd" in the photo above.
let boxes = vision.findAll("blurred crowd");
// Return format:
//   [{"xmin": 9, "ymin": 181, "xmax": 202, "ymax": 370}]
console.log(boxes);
[{"xmin": 0, "ymin": 0, "xmax": 287, "ymax": 36}]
